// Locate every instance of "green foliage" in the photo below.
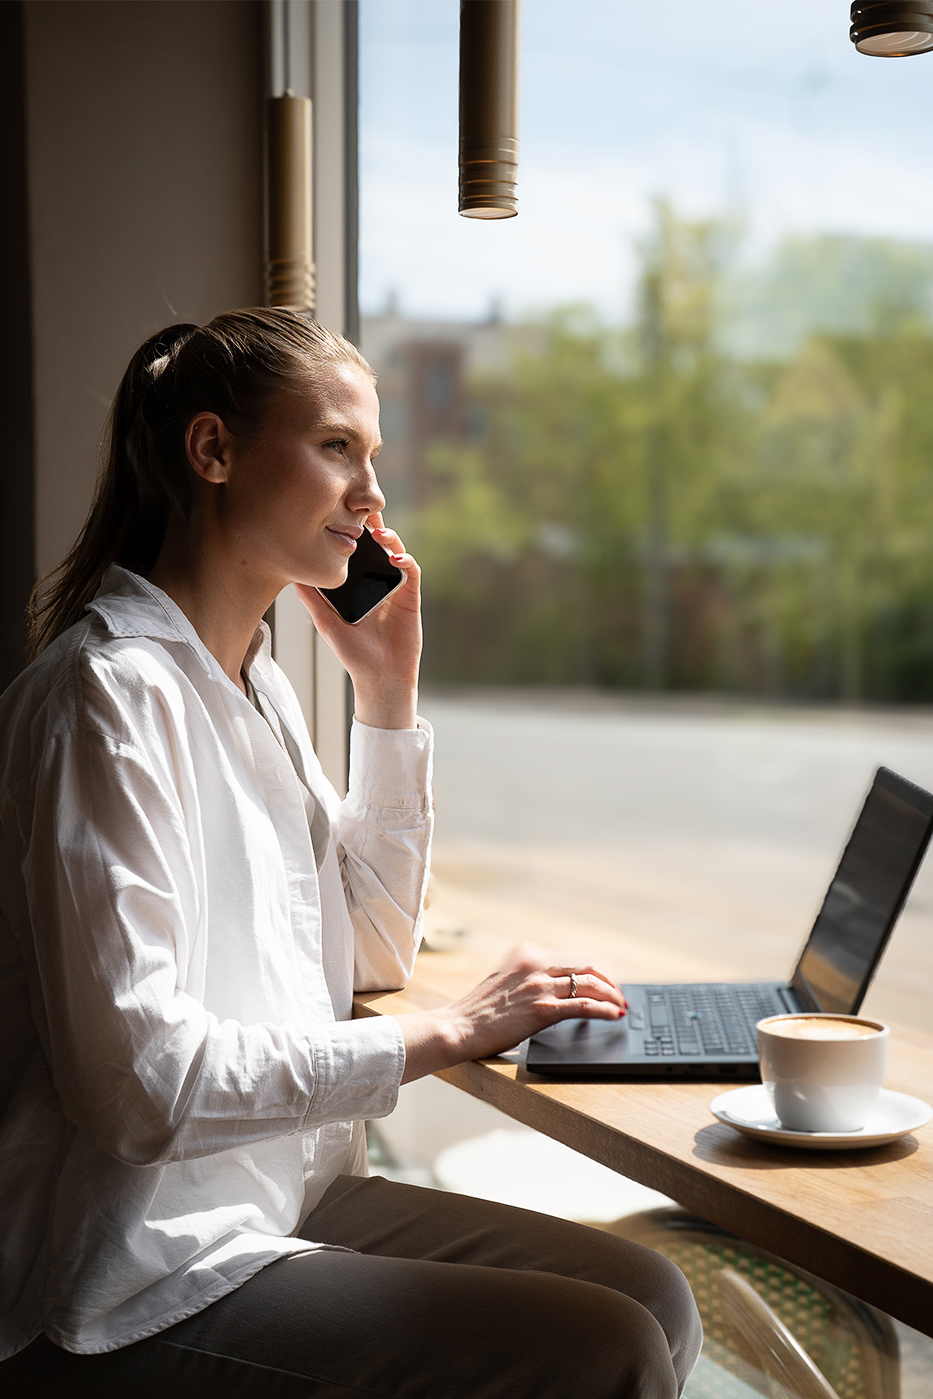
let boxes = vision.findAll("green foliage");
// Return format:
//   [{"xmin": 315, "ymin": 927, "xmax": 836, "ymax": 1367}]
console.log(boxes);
[
  {"xmin": 720, "ymin": 233, "xmax": 933, "ymax": 359},
  {"xmin": 409, "ymin": 206, "xmax": 933, "ymax": 702}
]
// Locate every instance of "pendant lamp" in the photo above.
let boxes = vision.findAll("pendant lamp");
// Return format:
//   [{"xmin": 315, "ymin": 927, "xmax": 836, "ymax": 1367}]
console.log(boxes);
[
  {"xmin": 850, "ymin": 2, "xmax": 933, "ymax": 55},
  {"xmin": 265, "ymin": 0, "xmax": 315, "ymax": 310},
  {"xmin": 459, "ymin": 0, "xmax": 520, "ymax": 218}
]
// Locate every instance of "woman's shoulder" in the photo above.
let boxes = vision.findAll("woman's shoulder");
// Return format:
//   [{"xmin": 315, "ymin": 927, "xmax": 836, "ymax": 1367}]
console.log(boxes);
[
  {"xmin": 2, "ymin": 615, "xmax": 93, "ymax": 735},
  {"xmin": 1, "ymin": 615, "xmax": 193, "ymax": 792}
]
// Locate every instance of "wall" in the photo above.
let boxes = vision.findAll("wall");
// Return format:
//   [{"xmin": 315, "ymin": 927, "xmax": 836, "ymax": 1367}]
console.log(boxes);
[
  {"xmin": 1, "ymin": 0, "xmax": 264, "ymax": 685},
  {"xmin": 26, "ymin": 0, "xmax": 266, "ymax": 577}
]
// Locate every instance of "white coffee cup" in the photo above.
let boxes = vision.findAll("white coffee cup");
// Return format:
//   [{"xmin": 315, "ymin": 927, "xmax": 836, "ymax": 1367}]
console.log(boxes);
[{"xmin": 756, "ymin": 1013, "xmax": 890, "ymax": 1134}]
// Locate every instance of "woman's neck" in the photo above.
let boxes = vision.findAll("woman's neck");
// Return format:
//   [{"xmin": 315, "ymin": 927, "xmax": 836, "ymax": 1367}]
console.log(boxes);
[{"xmin": 147, "ymin": 530, "xmax": 277, "ymax": 694}]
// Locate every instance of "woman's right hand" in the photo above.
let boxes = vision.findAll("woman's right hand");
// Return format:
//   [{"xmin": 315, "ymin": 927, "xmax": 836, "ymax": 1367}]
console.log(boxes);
[
  {"xmin": 296, "ymin": 517, "xmax": 422, "ymax": 731},
  {"xmin": 397, "ymin": 943, "xmax": 627, "ymax": 1084}
]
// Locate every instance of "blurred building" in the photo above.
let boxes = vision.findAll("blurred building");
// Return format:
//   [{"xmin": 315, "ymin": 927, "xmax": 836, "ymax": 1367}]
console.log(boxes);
[{"xmin": 361, "ymin": 301, "xmax": 543, "ymax": 510}]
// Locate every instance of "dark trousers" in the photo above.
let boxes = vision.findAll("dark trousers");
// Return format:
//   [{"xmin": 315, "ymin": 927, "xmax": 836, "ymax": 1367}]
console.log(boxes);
[{"xmin": 3, "ymin": 1175, "xmax": 702, "ymax": 1398}]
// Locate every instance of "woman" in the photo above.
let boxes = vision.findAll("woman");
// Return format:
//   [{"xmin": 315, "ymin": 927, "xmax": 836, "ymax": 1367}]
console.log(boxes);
[{"xmin": 0, "ymin": 309, "xmax": 701, "ymax": 1397}]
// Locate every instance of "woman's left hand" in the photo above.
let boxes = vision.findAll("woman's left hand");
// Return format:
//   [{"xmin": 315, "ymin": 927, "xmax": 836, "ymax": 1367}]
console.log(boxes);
[
  {"xmin": 397, "ymin": 943, "xmax": 629, "ymax": 1084},
  {"xmin": 295, "ymin": 514, "xmax": 422, "ymax": 730}
]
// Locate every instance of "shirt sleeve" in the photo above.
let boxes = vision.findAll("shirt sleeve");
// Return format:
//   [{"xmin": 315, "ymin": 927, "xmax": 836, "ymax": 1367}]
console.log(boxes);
[
  {"xmin": 14, "ymin": 725, "xmax": 406, "ymax": 1168},
  {"xmin": 338, "ymin": 718, "xmax": 435, "ymax": 992}
]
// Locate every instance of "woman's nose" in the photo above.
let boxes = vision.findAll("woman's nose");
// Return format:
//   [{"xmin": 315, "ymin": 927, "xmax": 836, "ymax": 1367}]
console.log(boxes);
[{"xmin": 351, "ymin": 461, "xmax": 386, "ymax": 516}]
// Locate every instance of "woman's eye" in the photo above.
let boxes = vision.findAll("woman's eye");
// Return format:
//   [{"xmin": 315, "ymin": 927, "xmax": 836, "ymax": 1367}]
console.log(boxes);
[{"xmin": 325, "ymin": 438, "xmax": 349, "ymax": 454}]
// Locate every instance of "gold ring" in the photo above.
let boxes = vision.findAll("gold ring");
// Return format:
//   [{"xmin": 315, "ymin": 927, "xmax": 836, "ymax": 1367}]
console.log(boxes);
[{"xmin": 569, "ymin": 973, "xmax": 578, "ymax": 998}]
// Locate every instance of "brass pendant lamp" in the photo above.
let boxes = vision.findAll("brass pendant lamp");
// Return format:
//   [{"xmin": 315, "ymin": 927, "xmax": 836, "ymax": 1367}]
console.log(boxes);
[
  {"xmin": 459, "ymin": 0, "xmax": 521, "ymax": 219},
  {"xmin": 849, "ymin": 1, "xmax": 933, "ymax": 55},
  {"xmin": 265, "ymin": 0, "xmax": 315, "ymax": 311}
]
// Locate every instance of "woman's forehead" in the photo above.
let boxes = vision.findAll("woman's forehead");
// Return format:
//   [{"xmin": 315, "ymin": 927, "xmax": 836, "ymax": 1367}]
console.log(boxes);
[
  {"xmin": 286, "ymin": 362, "xmax": 378, "ymax": 421},
  {"xmin": 276, "ymin": 363, "xmax": 381, "ymax": 444}
]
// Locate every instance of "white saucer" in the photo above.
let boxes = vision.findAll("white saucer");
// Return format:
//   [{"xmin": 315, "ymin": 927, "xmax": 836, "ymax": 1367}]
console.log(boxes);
[{"xmin": 710, "ymin": 1084, "xmax": 932, "ymax": 1150}]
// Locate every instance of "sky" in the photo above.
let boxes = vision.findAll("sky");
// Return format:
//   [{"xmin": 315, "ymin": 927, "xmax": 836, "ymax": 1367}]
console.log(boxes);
[{"xmin": 358, "ymin": 0, "xmax": 933, "ymax": 323}]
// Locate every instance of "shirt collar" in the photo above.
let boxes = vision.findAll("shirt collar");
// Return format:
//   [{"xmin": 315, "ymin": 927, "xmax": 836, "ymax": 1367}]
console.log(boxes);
[{"xmin": 87, "ymin": 565, "xmax": 273, "ymax": 681}]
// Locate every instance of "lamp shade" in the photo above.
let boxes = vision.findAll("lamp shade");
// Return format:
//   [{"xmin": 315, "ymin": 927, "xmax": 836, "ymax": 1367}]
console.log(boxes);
[
  {"xmin": 265, "ymin": 93, "xmax": 315, "ymax": 312},
  {"xmin": 849, "ymin": 2, "xmax": 933, "ymax": 55},
  {"xmin": 459, "ymin": 0, "xmax": 520, "ymax": 218}
]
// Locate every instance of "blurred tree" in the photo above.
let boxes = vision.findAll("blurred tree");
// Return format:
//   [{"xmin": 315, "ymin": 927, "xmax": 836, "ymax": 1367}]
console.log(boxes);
[
  {"xmin": 719, "ymin": 232, "xmax": 933, "ymax": 360},
  {"xmin": 407, "ymin": 207, "xmax": 933, "ymax": 702},
  {"xmin": 635, "ymin": 199, "xmax": 733, "ymax": 688}
]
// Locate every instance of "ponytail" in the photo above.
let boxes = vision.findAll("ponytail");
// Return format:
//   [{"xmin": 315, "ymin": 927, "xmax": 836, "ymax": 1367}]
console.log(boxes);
[{"xmin": 27, "ymin": 309, "xmax": 371, "ymax": 658}]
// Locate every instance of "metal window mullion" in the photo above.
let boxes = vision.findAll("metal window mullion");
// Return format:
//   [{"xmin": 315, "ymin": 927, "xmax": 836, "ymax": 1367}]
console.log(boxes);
[{"xmin": 268, "ymin": 0, "xmax": 357, "ymax": 796}]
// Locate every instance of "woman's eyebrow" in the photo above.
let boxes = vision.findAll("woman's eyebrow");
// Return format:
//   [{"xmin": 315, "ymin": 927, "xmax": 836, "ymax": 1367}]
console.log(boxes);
[{"xmin": 319, "ymin": 421, "xmax": 383, "ymax": 454}]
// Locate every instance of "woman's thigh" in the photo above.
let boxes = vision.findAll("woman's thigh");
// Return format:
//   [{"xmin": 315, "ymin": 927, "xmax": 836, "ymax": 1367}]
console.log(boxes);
[
  {"xmin": 305, "ymin": 1173, "xmax": 700, "ymax": 1384},
  {"xmin": 5, "ymin": 1177, "xmax": 700, "ymax": 1399}
]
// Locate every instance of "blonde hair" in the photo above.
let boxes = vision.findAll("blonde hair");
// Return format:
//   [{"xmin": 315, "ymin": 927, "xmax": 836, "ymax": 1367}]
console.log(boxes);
[{"xmin": 28, "ymin": 308, "xmax": 372, "ymax": 657}]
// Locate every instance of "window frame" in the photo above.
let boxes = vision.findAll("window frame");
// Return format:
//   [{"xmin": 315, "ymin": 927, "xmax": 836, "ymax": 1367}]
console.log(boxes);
[{"xmin": 271, "ymin": 0, "xmax": 359, "ymax": 796}]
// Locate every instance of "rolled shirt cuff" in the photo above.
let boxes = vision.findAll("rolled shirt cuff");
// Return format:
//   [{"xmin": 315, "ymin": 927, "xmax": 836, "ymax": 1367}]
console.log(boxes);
[
  {"xmin": 305, "ymin": 1012, "xmax": 406, "ymax": 1126},
  {"xmin": 348, "ymin": 718, "xmax": 433, "ymax": 814}
]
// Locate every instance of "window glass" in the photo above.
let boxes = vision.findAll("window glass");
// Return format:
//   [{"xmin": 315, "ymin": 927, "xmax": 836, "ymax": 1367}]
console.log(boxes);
[{"xmin": 358, "ymin": 0, "xmax": 933, "ymax": 1037}]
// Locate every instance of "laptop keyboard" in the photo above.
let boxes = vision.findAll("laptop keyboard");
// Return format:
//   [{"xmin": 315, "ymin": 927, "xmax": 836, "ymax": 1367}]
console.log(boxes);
[{"xmin": 636, "ymin": 984, "xmax": 781, "ymax": 1057}]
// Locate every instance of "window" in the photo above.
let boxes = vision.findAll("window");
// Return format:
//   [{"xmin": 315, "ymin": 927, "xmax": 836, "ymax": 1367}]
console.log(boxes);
[{"xmin": 358, "ymin": 0, "xmax": 933, "ymax": 1048}]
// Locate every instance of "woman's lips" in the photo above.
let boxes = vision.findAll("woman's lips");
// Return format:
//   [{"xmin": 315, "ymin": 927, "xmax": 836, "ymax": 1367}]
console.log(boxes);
[{"xmin": 327, "ymin": 527, "xmax": 361, "ymax": 550}]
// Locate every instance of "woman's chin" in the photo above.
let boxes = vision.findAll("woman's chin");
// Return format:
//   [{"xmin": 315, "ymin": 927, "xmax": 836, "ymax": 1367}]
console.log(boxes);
[
  {"xmin": 296, "ymin": 563, "xmax": 349, "ymax": 594},
  {"xmin": 323, "ymin": 563, "xmax": 351, "ymax": 590}
]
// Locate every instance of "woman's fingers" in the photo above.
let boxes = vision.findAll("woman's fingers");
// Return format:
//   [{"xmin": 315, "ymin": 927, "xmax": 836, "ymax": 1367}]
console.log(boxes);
[
  {"xmin": 495, "ymin": 946, "xmax": 627, "ymax": 1016},
  {"xmin": 551, "ymin": 968, "xmax": 628, "ymax": 1016},
  {"xmin": 550, "ymin": 980, "xmax": 627, "ymax": 1022},
  {"xmin": 369, "ymin": 525, "xmax": 421, "ymax": 590},
  {"xmin": 370, "ymin": 523, "xmax": 407, "ymax": 558},
  {"xmin": 550, "ymin": 962, "xmax": 623, "ymax": 995},
  {"xmin": 479, "ymin": 954, "xmax": 626, "ymax": 1052},
  {"xmin": 500, "ymin": 947, "xmax": 626, "ymax": 1023}
]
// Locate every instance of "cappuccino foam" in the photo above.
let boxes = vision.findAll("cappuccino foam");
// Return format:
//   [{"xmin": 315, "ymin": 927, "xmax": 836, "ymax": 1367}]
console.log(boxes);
[{"xmin": 764, "ymin": 1016, "xmax": 879, "ymax": 1041}]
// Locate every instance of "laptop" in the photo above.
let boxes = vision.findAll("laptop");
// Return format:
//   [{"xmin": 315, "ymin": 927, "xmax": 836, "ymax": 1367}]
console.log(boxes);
[{"xmin": 526, "ymin": 766, "xmax": 933, "ymax": 1080}]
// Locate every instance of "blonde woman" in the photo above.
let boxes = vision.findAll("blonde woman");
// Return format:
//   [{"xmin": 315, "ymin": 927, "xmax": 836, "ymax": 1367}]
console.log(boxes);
[{"xmin": 0, "ymin": 308, "xmax": 700, "ymax": 1397}]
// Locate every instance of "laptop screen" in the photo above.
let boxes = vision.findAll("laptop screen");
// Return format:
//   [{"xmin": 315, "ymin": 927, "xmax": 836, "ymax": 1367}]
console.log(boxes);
[{"xmin": 792, "ymin": 767, "xmax": 933, "ymax": 1013}]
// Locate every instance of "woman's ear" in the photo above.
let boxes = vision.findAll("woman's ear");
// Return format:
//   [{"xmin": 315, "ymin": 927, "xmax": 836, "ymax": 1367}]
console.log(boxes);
[{"xmin": 185, "ymin": 413, "xmax": 231, "ymax": 484}]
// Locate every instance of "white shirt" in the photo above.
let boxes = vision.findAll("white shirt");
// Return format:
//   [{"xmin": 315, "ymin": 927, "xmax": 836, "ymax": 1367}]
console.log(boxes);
[{"xmin": 0, "ymin": 567, "xmax": 433, "ymax": 1356}]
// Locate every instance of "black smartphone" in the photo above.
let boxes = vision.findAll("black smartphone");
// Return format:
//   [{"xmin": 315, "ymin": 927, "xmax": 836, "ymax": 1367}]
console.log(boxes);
[{"xmin": 316, "ymin": 526, "xmax": 405, "ymax": 624}]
